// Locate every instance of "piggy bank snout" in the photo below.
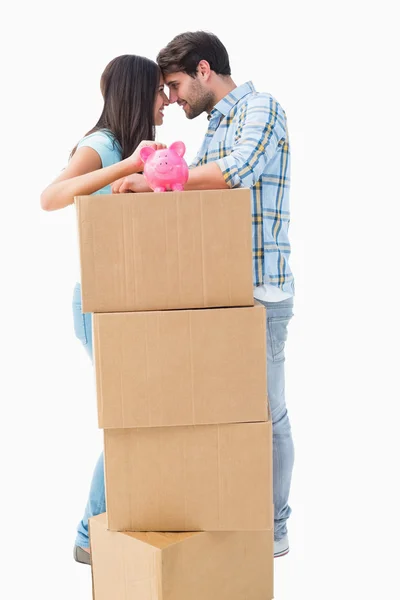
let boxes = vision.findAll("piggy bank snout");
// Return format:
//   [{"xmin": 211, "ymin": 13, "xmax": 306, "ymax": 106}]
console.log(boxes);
[
  {"xmin": 153, "ymin": 158, "xmax": 173, "ymax": 173},
  {"xmin": 151, "ymin": 152, "xmax": 181, "ymax": 171}
]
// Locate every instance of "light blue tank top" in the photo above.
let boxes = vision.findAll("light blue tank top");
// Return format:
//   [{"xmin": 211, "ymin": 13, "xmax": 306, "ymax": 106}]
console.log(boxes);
[{"xmin": 76, "ymin": 129, "xmax": 122, "ymax": 194}]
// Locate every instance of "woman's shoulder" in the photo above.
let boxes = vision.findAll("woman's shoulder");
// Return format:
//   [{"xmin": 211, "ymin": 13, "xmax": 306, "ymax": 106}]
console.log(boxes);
[
  {"xmin": 77, "ymin": 129, "xmax": 120, "ymax": 151},
  {"xmin": 76, "ymin": 129, "xmax": 122, "ymax": 167}
]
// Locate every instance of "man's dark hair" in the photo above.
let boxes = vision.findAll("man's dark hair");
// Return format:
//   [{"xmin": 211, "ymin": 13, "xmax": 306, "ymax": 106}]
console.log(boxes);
[{"xmin": 157, "ymin": 31, "xmax": 231, "ymax": 77}]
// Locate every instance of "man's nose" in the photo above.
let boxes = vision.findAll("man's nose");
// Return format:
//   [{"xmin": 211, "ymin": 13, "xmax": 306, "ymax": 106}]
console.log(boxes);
[{"xmin": 168, "ymin": 89, "xmax": 178, "ymax": 104}]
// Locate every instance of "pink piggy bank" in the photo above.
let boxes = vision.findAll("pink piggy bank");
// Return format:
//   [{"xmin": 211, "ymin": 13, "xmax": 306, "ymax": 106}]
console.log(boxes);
[{"xmin": 140, "ymin": 141, "xmax": 189, "ymax": 192}]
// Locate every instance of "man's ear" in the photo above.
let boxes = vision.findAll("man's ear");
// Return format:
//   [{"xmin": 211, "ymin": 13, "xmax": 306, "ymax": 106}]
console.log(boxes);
[
  {"xmin": 169, "ymin": 141, "xmax": 186, "ymax": 157},
  {"xmin": 140, "ymin": 146, "xmax": 156, "ymax": 162},
  {"xmin": 197, "ymin": 60, "xmax": 211, "ymax": 80}
]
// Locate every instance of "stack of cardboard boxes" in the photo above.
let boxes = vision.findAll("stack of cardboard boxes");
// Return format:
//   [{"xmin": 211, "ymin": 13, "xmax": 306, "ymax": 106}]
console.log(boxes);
[{"xmin": 76, "ymin": 189, "xmax": 274, "ymax": 599}]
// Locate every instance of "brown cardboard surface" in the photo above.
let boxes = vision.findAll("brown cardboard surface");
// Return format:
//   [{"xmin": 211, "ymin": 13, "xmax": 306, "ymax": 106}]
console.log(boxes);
[
  {"xmin": 75, "ymin": 189, "xmax": 254, "ymax": 313},
  {"xmin": 104, "ymin": 421, "xmax": 272, "ymax": 532},
  {"xmin": 94, "ymin": 303, "xmax": 267, "ymax": 429},
  {"xmin": 89, "ymin": 513, "xmax": 273, "ymax": 600}
]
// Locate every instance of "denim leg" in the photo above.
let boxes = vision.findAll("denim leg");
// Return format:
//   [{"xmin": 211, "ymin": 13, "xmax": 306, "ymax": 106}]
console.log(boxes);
[
  {"xmin": 258, "ymin": 297, "xmax": 294, "ymax": 541},
  {"xmin": 75, "ymin": 452, "xmax": 105, "ymax": 548},
  {"xmin": 72, "ymin": 282, "xmax": 93, "ymax": 361},
  {"xmin": 72, "ymin": 282, "xmax": 104, "ymax": 547}
]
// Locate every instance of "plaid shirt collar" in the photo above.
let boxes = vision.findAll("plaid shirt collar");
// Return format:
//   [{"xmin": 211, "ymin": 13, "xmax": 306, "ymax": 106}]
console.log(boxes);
[{"xmin": 207, "ymin": 81, "xmax": 256, "ymax": 121}]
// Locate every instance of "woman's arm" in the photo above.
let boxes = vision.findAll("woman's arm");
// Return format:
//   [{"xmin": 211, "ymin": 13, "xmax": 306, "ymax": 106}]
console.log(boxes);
[{"xmin": 40, "ymin": 141, "xmax": 164, "ymax": 211}]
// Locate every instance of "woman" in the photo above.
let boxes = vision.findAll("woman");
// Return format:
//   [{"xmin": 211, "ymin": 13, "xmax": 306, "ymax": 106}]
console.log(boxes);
[{"xmin": 41, "ymin": 54, "xmax": 169, "ymax": 565}]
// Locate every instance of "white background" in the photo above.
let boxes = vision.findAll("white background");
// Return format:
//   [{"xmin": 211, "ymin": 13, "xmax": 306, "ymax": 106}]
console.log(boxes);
[{"xmin": 1, "ymin": 1, "xmax": 399, "ymax": 599}]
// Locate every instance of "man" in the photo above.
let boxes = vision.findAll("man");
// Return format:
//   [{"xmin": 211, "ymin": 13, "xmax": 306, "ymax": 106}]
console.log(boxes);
[{"xmin": 113, "ymin": 31, "xmax": 295, "ymax": 558}]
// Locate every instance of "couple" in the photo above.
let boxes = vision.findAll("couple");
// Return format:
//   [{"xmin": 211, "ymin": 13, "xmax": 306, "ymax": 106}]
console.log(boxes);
[{"xmin": 41, "ymin": 30, "xmax": 295, "ymax": 563}]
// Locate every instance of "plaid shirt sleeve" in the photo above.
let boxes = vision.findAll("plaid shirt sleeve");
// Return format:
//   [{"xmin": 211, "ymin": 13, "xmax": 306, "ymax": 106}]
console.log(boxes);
[{"xmin": 215, "ymin": 94, "xmax": 282, "ymax": 188}]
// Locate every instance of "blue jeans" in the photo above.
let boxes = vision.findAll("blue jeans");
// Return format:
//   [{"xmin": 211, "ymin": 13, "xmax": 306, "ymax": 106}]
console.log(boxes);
[
  {"xmin": 72, "ymin": 282, "xmax": 294, "ymax": 546},
  {"xmin": 259, "ymin": 296, "xmax": 295, "ymax": 540}
]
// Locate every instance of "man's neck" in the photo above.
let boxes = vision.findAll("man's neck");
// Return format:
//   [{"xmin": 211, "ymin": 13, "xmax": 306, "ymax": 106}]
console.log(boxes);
[{"xmin": 212, "ymin": 76, "xmax": 237, "ymax": 105}]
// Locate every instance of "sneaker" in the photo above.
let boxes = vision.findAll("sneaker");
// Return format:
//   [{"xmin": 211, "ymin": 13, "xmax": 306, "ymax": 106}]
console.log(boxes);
[
  {"xmin": 73, "ymin": 545, "xmax": 91, "ymax": 565},
  {"xmin": 274, "ymin": 534, "xmax": 289, "ymax": 558}
]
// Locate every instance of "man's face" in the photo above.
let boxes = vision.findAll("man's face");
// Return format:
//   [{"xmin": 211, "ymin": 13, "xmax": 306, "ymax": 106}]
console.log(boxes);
[{"xmin": 164, "ymin": 71, "xmax": 215, "ymax": 119}]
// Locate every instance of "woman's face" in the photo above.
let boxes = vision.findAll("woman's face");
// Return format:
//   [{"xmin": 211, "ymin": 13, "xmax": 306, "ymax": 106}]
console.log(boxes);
[{"xmin": 153, "ymin": 77, "xmax": 169, "ymax": 126}]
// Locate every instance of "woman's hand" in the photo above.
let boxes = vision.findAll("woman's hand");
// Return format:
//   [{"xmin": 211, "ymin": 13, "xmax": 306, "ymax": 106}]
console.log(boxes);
[
  {"xmin": 115, "ymin": 141, "xmax": 166, "ymax": 192},
  {"xmin": 129, "ymin": 141, "xmax": 166, "ymax": 170}
]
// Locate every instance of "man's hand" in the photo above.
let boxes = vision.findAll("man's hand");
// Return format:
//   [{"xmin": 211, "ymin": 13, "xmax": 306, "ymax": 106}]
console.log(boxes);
[{"xmin": 111, "ymin": 173, "xmax": 152, "ymax": 194}]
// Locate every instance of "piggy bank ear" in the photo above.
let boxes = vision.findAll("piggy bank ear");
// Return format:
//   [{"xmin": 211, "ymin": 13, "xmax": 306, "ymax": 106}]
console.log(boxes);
[
  {"xmin": 169, "ymin": 141, "xmax": 186, "ymax": 157},
  {"xmin": 140, "ymin": 146, "xmax": 156, "ymax": 162}
]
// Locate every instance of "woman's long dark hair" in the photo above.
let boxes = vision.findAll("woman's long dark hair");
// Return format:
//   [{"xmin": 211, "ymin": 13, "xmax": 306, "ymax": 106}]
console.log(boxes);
[{"xmin": 71, "ymin": 55, "xmax": 160, "ymax": 160}]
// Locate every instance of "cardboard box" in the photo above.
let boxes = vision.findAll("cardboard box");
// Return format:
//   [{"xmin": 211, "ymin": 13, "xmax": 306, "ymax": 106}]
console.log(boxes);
[
  {"xmin": 90, "ymin": 513, "xmax": 273, "ymax": 600},
  {"xmin": 75, "ymin": 189, "xmax": 254, "ymax": 313},
  {"xmin": 94, "ymin": 303, "xmax": 267, "ymax": 429},
  {"xmin": 104, "ymin": 421, "xmax": 272, "ymax": 532}
]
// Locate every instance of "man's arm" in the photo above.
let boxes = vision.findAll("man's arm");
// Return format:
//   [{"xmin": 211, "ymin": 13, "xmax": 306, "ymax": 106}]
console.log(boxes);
[
  {"xmin": 111, "ymin": 173, "xmax": 152, "ymax": 194},
  {"xmin": 111, "ymin": 162, "xmax": 229, "ymax": 193},
  {"xmin": 210, "ymin": 94, "xmax": 284, "ymax": 189},
  {"xmin": 184, "ymin": 162, "xmax": 229, "ymax": 190}
]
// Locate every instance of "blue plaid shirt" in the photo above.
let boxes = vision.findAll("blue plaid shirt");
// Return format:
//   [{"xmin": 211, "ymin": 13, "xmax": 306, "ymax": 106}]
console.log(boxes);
[{"xmin": 192, "ymin": 81, "xmax": 294, "ymax": 294}]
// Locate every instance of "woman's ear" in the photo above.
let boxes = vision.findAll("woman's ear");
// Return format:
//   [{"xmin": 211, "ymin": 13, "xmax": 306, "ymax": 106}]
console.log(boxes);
[
  {"xmin": 169, "ymin": 141, "xmax": 186, "ymax": 157},
  {"xmin": 140, "ymin": 146, "xmax": 156, "ymax": 162}
]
